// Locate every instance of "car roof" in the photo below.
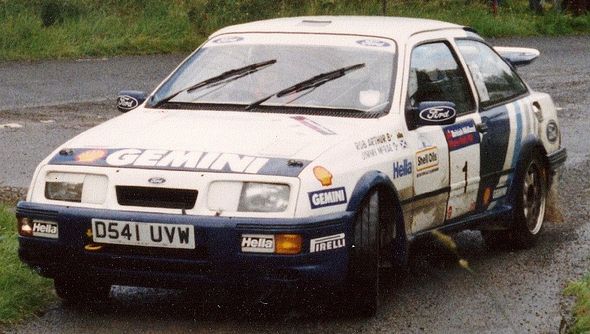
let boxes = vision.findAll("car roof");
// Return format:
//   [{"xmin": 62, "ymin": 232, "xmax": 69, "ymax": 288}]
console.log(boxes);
[{"xmin": 210, "ymin": 16, "xmax": 466, "ymax": 42}]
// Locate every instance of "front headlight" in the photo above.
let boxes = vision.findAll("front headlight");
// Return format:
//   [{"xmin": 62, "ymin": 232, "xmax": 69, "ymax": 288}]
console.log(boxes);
[
  {"xmin": 238, "ymin": 182, "xmax": 290, "ymax": 213},
  {"xmin": 208, "ymin": 181, "xmax": 290, "ymax": 213},
  {"xmin": 45, "ymin": 172, "xmax": 108, "ymax": 204}
]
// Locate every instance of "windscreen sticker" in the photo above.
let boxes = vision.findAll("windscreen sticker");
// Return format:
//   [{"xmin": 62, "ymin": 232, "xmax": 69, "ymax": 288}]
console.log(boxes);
[
  {"xmin": 443, "ymin": 120, "xmax": 480, "ymax": 151},
  {"xmin": 356, "ymin": 39, "xmax": 391, "ymax": 48},
  {"xmin": 212, "ymin": 36, "xmax": 244, "ymax": 44},
  {"xmin": 49, "ymin": 148, "xmax": 310, "ymax": 177},
  {"xmin": 291, "ymin": 116, "xmax": 336, "ymax": 135}
]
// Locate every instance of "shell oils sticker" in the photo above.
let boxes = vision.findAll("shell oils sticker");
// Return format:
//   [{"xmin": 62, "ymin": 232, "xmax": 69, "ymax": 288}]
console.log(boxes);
[
  {"xmin": 308, "ymin": 187, "xmax": 347, "ymax": 209},
  {"xmin": 415, "ymin": 146, "xmax": 439, "ymax": 177},
  {"xmin": 444, "ymin": 120, "xmax": 480, "ymax": 151}
]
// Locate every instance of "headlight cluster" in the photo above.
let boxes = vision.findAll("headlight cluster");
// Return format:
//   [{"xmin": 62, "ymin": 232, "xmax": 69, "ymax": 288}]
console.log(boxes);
[
  {"xmin": 208, "ymin": 181, "xmax": 290, "ymax": 213},
  {"xmin": 45, "ymin": 172, "xmax": 108, "ymax": 204}
]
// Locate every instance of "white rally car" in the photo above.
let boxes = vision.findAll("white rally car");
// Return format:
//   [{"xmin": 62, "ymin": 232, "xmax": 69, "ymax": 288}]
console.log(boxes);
[{"xmin": 17, "ymin": 16, "xmax": 566, "ymax": 315}]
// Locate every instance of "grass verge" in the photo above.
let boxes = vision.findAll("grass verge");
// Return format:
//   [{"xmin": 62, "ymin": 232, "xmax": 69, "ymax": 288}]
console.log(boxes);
[
  {"xmin": 565, "ymin": 275, "xmax": 590, "ymax": 333},
  {"xmin": 0, "ymin": 205, "xmax": 55, "ymax": 325},
  {"xmin": 0, "ymin": 0, "xmax": 588, "ymax": 61}
]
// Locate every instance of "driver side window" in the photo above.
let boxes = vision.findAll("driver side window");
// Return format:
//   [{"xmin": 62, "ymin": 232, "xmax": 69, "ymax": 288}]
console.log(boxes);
[{"xmin": 407, "ymin": 42, "xmax": 475, "ymax": 117}]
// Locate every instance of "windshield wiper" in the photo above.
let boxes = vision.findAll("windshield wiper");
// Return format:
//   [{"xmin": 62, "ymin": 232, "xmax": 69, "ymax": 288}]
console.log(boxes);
[
  {"xmin": 245, "ymin": 63, "xmax": 365, "ymax": 111},
  {"xmin": 151, "ymin": 59, "xmax": 277, "ymax": 108}
]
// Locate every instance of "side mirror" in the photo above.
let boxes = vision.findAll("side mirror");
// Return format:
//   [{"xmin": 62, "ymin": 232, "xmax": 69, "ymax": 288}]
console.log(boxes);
[
  {"xmin": 493, "ymin": 46, "xmax": 540, "ymax": 67},
  {"xmin": 413, "ymin": 101, "xmax": 457, "ymax": 127},
  {"xmin": 116, "ymin": 90, "xmax": 147, "ymax": 112}
]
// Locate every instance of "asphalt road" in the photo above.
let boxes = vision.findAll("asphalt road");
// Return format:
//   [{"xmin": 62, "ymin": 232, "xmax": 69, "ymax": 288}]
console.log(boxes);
[{"xmin": 1, "ymin": 35, "xmax": 589, "ymax": 333}]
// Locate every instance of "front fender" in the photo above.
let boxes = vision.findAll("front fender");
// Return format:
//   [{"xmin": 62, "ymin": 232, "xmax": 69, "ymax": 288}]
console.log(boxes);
[
  {"xmin": 347, "ymin": 170, "xmax": 396, "ymax": 213},
  {"xmin": 346, "ymin": 170, "xmax": 408, "ymax": 267}
]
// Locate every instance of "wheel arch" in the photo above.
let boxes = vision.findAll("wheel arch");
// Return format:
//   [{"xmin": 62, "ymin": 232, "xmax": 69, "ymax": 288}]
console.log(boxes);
[
  {"xmin": 507, "ymin": 135, "xmax": 550, "ymax": 218},
  {"xmin": 346, "ymin": 170, "xmax": 408, "ymax": 267},
  {"xmin": 513, "ymin": 135, "xmax": 550, "ymax": 189}
]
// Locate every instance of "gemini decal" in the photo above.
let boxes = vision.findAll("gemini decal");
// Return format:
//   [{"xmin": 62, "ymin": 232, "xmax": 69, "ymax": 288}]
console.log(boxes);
[
  {"xmin": 310, "ymin": 233, "xmax": 346, "ymax": 253},
  {"xmin": 105, "ymin": 149, "xmax": 269, "ymax": 173},
  {"xmin": 308, "ymin": 187, "xmax": 347, "ymax": 209},
  {"xmin": 51, "ymin": 148, "xmax": 273, "ymax": 174}
]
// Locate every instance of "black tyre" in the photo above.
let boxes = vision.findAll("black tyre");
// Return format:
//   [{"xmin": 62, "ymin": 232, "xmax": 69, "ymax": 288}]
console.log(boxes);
[
  {"xmin": 511, "ymin": 151, "xmax": 548, "ymax": 247},
  {"xmin": 347, "ymin": 191, "xmax": 380, "ymax": 316},
  {"xmin": 54, "ymin": 278, "xmax": 111, "ymax": 303},
  {"xmin": 482, "ymin": 151, "xmax": 548, "ymax": 249}
]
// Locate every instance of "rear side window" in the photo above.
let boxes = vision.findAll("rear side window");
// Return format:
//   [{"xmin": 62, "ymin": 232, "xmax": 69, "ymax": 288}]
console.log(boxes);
[
  {"xmin": 456, "ymin": 40, "xmax": 528, "ymax": 108},
  {"xmin": 407, "ymin": 42, "xmax": 474, "ymax": 115}
]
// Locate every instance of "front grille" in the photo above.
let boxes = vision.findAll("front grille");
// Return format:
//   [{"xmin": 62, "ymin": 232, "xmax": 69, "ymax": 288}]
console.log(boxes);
[{"xmin": 116, "ymin": 186, "xmax": 197, "ymax": 209}]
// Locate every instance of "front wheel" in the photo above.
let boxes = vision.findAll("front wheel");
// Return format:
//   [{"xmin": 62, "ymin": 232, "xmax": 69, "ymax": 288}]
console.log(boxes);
[{"xmin": 347, "ymin": 191, "xmax": 380, "ymax": 316}]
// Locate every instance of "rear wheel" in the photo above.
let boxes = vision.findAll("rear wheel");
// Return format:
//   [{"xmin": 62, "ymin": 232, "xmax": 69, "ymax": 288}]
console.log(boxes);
[
  {"xmin": 347, "ymin": 191, "xmax": 380, "ymax": 316},
  {"xmin": 482, "ymin": 151, "xmax": 548, "ymax": 249},
  {"xmin": 512, "ymin": 151, "xmax": 547, "ymax": 247},
  {"xmin": 54, "ymin": 278, "xmax": 111, "ymax": 303}
]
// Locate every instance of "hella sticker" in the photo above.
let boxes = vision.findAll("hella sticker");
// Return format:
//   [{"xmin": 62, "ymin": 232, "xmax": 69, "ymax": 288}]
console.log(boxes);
[
  {"xmin": 419, "ymin": 106, "xmax": 457, "ymax": 123},
  {"xmin": 32, "ymin": 221, "xmax": 58, "ymax": 239},
  {"xmin": 310, "ymin": 233, "xmax": 346, "ymax": 253},
  {"xmin": 241, "ymin": 234, "xmax": 274, "ymax": 253},
  {"xmin": 308, "ymin": 187, "xmax": 347, "ymax": 209},
  {"xmin": 117, "ymin": 95, "xmax": 139, "ymax": 111},
  {"xmin": 393, "ymin": 159, "xmax": 412, "ymax": 179}
]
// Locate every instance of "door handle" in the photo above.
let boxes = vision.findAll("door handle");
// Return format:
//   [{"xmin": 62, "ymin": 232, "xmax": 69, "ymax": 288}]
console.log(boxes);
[{"xmin": 476, "ymin": 123, "xmax": 488, "ymax": 133}]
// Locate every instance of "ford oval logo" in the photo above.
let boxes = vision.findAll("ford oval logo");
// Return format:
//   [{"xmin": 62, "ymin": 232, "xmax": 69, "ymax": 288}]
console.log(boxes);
[
  {"xmin": 148, "ymin": 177, "xmax": 166, "ymax": 185},
  {"xmin": 117, "ymin": 95, "xmax": 139, "ymax": 111},
  {"xmin": 419, "ymin": 106, "xmax": 457, "ymax": 123}
]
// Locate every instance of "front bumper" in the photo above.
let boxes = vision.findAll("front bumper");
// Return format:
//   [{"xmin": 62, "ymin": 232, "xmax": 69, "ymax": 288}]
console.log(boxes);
[
  {"xmin": 547, "ymin": 147, "xmax": 567, "ymax": 171},
  {"xmin": 16, "ymin": 201, "xmax": 352, "ymax": 289}
]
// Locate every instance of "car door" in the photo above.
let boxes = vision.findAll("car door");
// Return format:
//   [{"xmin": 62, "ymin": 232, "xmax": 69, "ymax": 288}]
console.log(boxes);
[
  {"xmin": 405, "ymin": 40, "xmax": 480, "ymax": 232},
  {"xmin": 455, "ymin": 39, "xmax": 531, "ymax": 211}
]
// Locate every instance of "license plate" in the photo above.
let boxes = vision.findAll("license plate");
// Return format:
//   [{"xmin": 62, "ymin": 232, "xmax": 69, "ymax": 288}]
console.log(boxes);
[{"xmin": 91, "ymin": 219, "xmax": 195, "ymax": 249}]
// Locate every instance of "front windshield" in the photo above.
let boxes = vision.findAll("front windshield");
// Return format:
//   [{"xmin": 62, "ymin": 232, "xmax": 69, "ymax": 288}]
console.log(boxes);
[{"xmin": 150, "ymin": 33, "xmax": 396, "ymax": 114}]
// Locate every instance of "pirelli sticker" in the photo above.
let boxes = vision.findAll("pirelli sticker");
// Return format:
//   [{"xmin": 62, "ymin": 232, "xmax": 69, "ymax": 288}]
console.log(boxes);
[
  {"xmin": 49, "ymin": 148, "xmax": 310, "ymax": 177},
  {"xmin": 310, "ymin": 233, "xmax": 345, "ymax": 253}
]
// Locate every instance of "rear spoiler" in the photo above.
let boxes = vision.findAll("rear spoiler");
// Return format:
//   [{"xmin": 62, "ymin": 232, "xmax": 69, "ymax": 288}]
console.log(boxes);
[{"xmin": 493, "ymin": 46, "xmax": 540, "ymax": 67}]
